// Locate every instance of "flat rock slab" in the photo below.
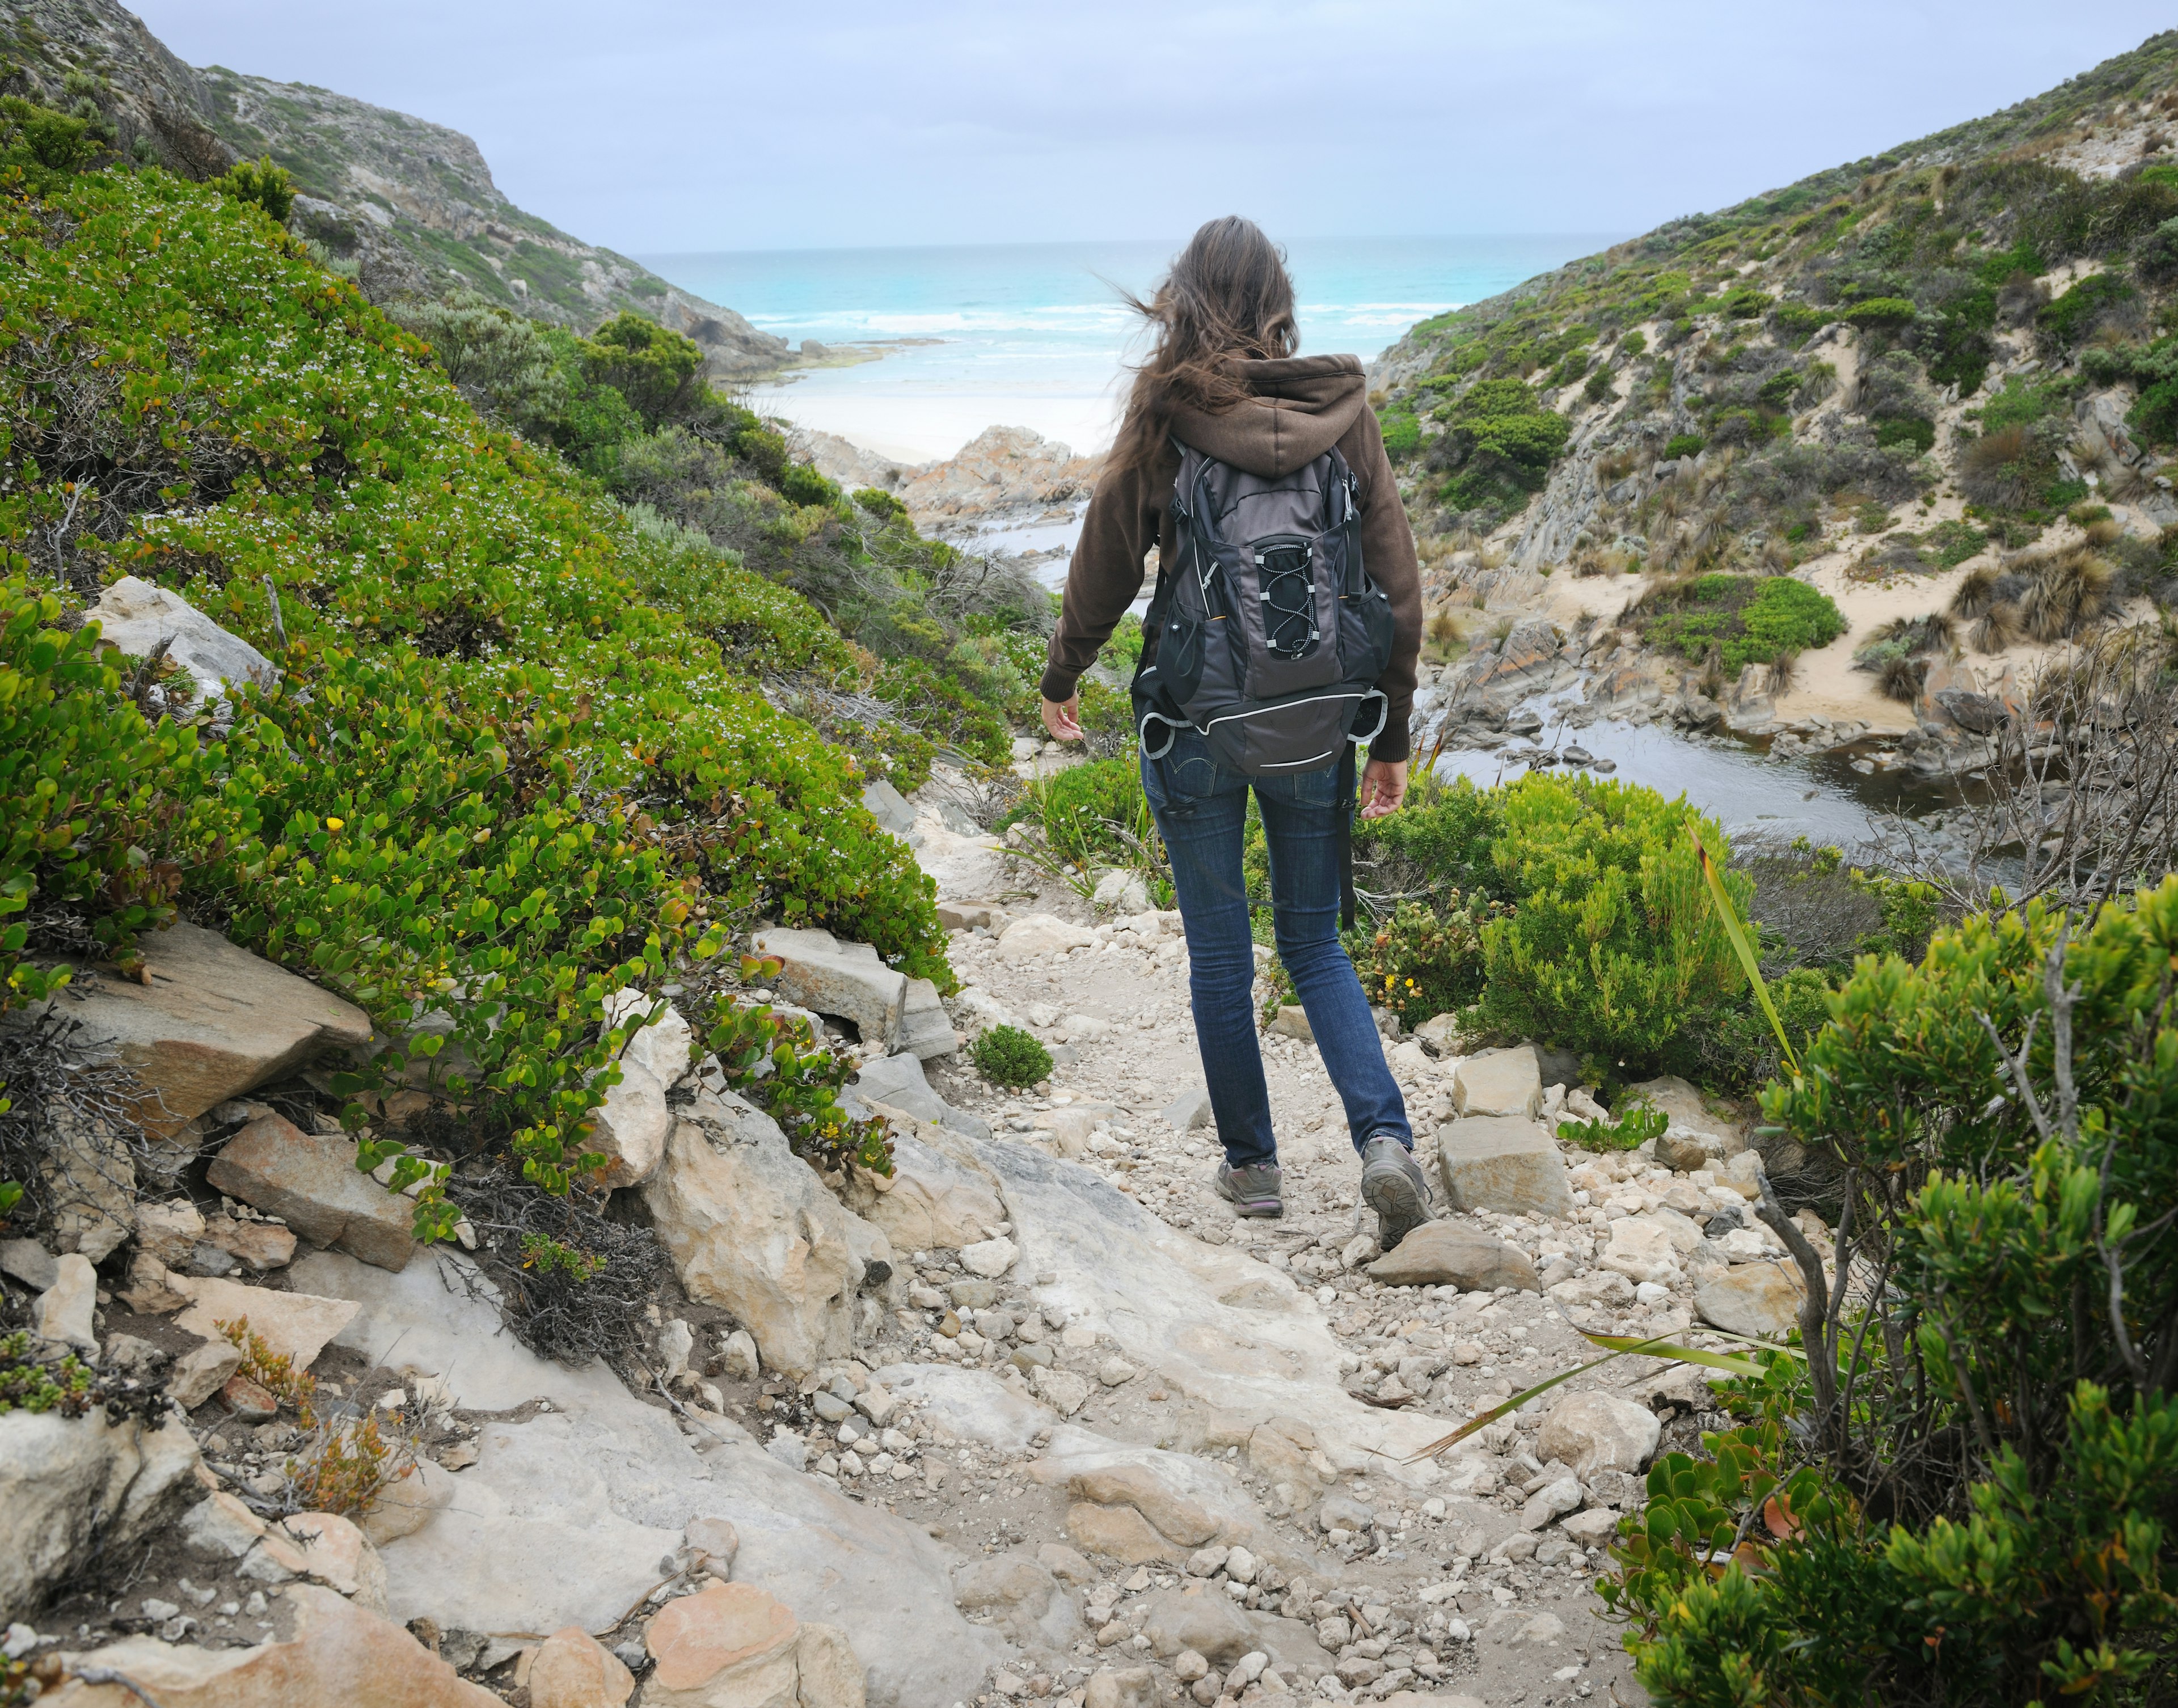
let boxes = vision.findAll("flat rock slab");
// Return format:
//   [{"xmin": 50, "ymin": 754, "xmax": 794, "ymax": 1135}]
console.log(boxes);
[
  {"xmin": 52, "ymin": 1582, "xmax": 500, "ymax": 1707},
  {"xmin": 959, "ymin": 1131, "xmax": 1453, "ymax": 1483},
  {"xmin": 172, "ymin": 1274, "xmax": 359, "ymax": 1370},
  {"xmin": 752, "ymin": 926, "xmax": 908, "ymax": 1052},
  {"xmin": 849, "ymin": 1128, "xmax": 1006, "ymax": 1255},
  {"xmin": 846, "ymin": 1052, "xmax": 990, "ymax": 1142},
  {"xmin": 1433, "ymin": 1116, "xmax": 1575, "ymax": 1218},
  {"xmin": 1453, "ymin": 1044, "xmax": 1542, "ymax": 1119},
  {"xmin": 36, "ymin": 921, "xmax": 370, "ymax": 1140},
  {"xmin": 300, "ymin": 1263, "xmax": 1002, "ymax": 1708},
  {"xmin": 1694, "ymin": 1262, "xmax": 1805, "ymax": 1338},
  {"xmin": 206, "ymin": 1113, "xmax": 414, "ymax": 1272},
  {"xmin": 1366, "ymin": 1221, "xmax": 1539, "ymax": 1292}
]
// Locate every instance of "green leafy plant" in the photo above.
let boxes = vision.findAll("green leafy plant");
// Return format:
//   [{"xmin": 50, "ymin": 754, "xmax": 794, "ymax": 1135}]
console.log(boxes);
[
  {"xmin": 969, "ymin": 1024, "xmax": 1052, "ymax": 1089},
  {"xmin": 0, "ymin": 1329, "xmax": 94, "ymax": 1415},
  {"xmin": 1478, "ymin": 775, "xmax": 1751, "ymax": 1072},
  {"xmin": 1662, "ymin": 433, "xmax": 1707, "ymax": 461},
  {"xmin": 1347, "ymin": 895, "xmax": 1504, "ymax": 1029},
  {"xmin": 1557, "ymin": 1102, "xmax": 1669, "ymax": 1152},
  {"xmin": 702, "ymin": 985, "xmax": 893, "ymax": 1176},
  {"xmin": 518, "ymin": 1231, "xmax": 605, "ymax": 1282},
  {"xmin": 1606, "ymin": 880, "xmax": 2178, "ymax": 1705},
  {"xmin": 209, "ymin": 154, "xmax": 294, "ymax": 222},
  {"xmin": 1427, "ymin": 378, "xmax": 1573, "ymax": 516}
]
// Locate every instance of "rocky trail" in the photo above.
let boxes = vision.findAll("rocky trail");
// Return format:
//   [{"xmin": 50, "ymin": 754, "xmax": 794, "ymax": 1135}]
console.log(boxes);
[{"xmin": 2, "ymin": 759, "xmax": 1830, "ymax": 1708}]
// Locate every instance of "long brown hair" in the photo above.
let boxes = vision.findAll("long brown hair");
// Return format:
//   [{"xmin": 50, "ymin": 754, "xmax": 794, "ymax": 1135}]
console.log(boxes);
[{"xmin": 1106, "ymin": 217, "xmax": 1298, "ymax": 483}]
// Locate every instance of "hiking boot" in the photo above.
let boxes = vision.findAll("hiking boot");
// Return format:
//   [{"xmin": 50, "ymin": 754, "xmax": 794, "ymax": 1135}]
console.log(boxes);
[
  {"xmin": 1360, "ymin": 1134, "xmax": 1433, "ymax": 1252},
  {"xmin": 1215, "ymin": 1160, "xmax": 1284, "ymax": 1219}
]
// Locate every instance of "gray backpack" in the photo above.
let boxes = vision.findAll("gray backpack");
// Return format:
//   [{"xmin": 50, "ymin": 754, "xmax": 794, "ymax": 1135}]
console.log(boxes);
[{"xmin": 1132, "ymin": 441, "xmax": 1395, "ymax": 776}]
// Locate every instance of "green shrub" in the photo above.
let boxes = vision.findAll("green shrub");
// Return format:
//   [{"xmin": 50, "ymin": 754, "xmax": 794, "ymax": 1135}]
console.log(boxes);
[
  {"xmin": 1607, "ymin": 881, "xmax": 2178, "ymax": 1705},
  {"xmin": 1635, "ymin": 576, "xmax": 1844, "ymax": 673},
  {"xmin": 0, "ymin": 94, "xmax": 102, "ymax": 176},
  {"xmin": 852, "ymin": 487, "xmax": 907, "ymax": 523},
  {"xmin": 1842, "ymin": 295, "xmax": 1917, "ymax": 331},
  {"xmin": 1378, "ymin": 409, "xmax": 1421, "ymax": 459},
  {"xmin": 2036, "ymin": 269, "xmax": 2134, "ymax": 352},
  {"xmin": 580, "ymin": 312, "xmax": 705, "ymax": 432},
  {"xmin": 1, "ymin": 580, "xmax": 206, "ymax": 1004},
  {"xmin": 1478, "ymin": 775, "xmax": 1750, "ymax": 1071},
  {"xmin": 1734, "ymin": 577, "xmax": 1844, "ymax": 666},
  {"xmin": 1347, "ymin": 897, "xmax": 1504, "ymax": 1029},
  {"xmin": 702, "ymin": 997, "xmax": 892, "ymax": 1176},
  {"xmin": 1429, "ymin": 378, "xmax": 1572, "ymax": 516},
  {"xmin": 209, "ymin": 154, "xmax": 294, "ymax": 222},
  {"xmin": 969, "ymin": 1024, "xmax": 1051, "ymax": 1089},
  {"xmin": 0, "ymin": 164, "xmax": 949, "ymax": 1233},
  {"xmin": 1721, "ymin": 288, "xmax": 1770, "ymax": 320},
  {"xmin": 1557, "ymin": 1103, "xmax": 1667, "ymax": 1153},
  {"xmin": 1351, "ymin": 771, "xmax": 1502, "ymax": 902},
  {"xmin": 1582, "ymin": 366, "xmax": 1616, "ymax": 405},
  {"xmin": 1619, "ymin": 330, "xmax": 1648, "ymax": 359},
  {"xmin": 1872, "ymin": 414, "xmax": 1935, "ymax": 453},
  {"xmin": 1003, "ymin": 758, "xmax": 1158, "ymax": 876},
  {"xmin": 1662, "ymin": 433, "xmax": 1706, "ymax": 462}
]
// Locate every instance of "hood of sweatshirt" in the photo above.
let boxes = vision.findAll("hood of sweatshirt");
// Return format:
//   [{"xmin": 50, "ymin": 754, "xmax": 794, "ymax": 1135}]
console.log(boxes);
[{"xmin": 1167, "ymin": 353, "xmax": 1367, "ymax": 480}]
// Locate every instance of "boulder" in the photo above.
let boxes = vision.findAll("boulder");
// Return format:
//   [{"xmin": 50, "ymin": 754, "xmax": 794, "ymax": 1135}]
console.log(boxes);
[
  {"xmin": 39, "ymin": 1099, "xmax": 140, "ymax": 1261},
  {"xmin": 169, "ymin": 1337, "xmax": 243, "ymax": 1407},
  {"xmin": 1453, "ymin": 1045, "xmax": 1543, "ymax": 1118},
  {"xmin": 1084, "ymin": 1667, "xmax": 1160, "ymax": 1708},
  {"xmin": 206, "ymin": 1113, "xmax": 415, "ymax": 1272},
  {"xmin": 860, "ymin": 779, "xmax": 917, "ymax": 837},
  {"xmin": 753, "ymin": 927, "xmax": 906, "ymax": 1049},
  {"xmin": 46, "ymin": 1582, "xmax": 500, "ymax": 1706},
  {"xmin": 1267, "ymin": 1005, "xmax": 1314, "ymax": 1042},
  {"xmin": 588, "ymin": 989, "xmax": 692, "ymax": 1187},
  {"xmin": 1654, "ymin": 1123, "xmax": 1726, "ymax": 1173},
  {"xmin": 202, "ymin": 1212, "xmax": 298, "ymax": 1272},
  {"xmin": 134, "ymin": 1198, "xmax": 206, "ymax": 1266},
  {"xmin": 34, "ymin": 919, "xmax": 370, "ymax": 1142},
  {"xmin": 528, "ymin": 1625, "xmax": 636, "ymax": 1708},
  {"xmin": 845, "ymin": 1052, "xmax": 991, "ymax": 1142},
  {"xmin": 643, "ymin": 1582, "xmax": 865, "ymax": 1708},
  {"xmin": 1624, "ymin": 1075, "xmax": 1744, "ymax": 1156},
  {"xmin": 961, "ymin": 1236, "xmax": 1019, "ymax": 1278},
  {"xmin": 1141, "ymin": 1583, "xmax": 1257, "ymax": 1662},
  {"xmin": 0, "ymin": 1237, "xmax": 57, "ymax": 1290},
  {"xmin": 33, "ymin": 1252, "xmax": 99, "ymax": 1352},
  {"xmin": 1092, "ymin": 869, "xmax": 1151, "ymax": 914},
  {"xmin": 1537, "ymin": 1392, "xmax": 1662, "ymax": 1479},
  {"xmin": 84, "ymin": 576, "xmax": 276, "ymax": 715},
  {"xmin": 1520, "ymin": 1475, "xmax": 1582, "ymax": 1531},
  {"xmin": 278, "ymin": 1511, "xmax": 389, "ymax": 1611},
  {"xmin": 1434, "ymin": 1117, "xmax": 1575, "ymax": 1217},
  {"xmin": 1411, "ymin": 1013, "xmax": 1462, "ymax": 1058},
  {"xmin": 1, "ymin": 1410, "xmax": 201, "ymax": 1622},
  {"xmin": 172, "ymin": 1274, "xmax": 360, "ymax": 1369},
  {"xmin": 1366, "ymin": 1222, "xmax": 1539, "ymax": 1292},
  {"xmin": 894, "ymin": 977, "xmax": 958, "ymax": 1061},
  {"xmin": 1694, "ymin": 1262, "xmax": 1806, "ymax": 1338},
  {"xmin": 995, "ymin": 913, "xmax": 1096, "ymax": 961},
  {"xmin": 643, "ymin": 1088, "xmax": 867, "ymax": 1376},
  {"xmin": 847, "ymin": 1128, "xmax": 1006, "ymax": 1253},
  {"xmin": 1598, "ymin": 1218, "xmax": 1681, "ymax": 1286},
  {"xmin": 1033, "ymin": 1428, "xmax": 1267, "ymax": 1556},
  {"xmin": 1161, "ymin": 1087, "xmax": 1212, "ymax": 1131}
]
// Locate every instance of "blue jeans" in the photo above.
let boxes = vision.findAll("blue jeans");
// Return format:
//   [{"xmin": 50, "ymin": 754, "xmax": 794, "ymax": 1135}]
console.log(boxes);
[{"xmin": 1139, "ymin": 730, "xmax": 1412, "ymax": 1170}]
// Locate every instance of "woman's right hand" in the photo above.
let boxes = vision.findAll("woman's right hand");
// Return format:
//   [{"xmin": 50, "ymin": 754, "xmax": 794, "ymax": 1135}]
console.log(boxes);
[{"xmin": 1041, "ymin": 696, "xmax": 1083, "ymax": 742}]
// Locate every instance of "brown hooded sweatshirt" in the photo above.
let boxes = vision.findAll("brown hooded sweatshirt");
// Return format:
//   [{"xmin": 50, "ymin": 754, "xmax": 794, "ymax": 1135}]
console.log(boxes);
[{"xmin": 1040, "ymin": 352, "xmax": 1423, "ymax": 763}]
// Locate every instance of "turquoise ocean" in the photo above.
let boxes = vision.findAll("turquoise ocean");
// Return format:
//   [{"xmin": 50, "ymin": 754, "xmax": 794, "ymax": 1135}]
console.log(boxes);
[{"xmin": 637, "ymin": 235, "xmax": 1622, "ymax": 463}]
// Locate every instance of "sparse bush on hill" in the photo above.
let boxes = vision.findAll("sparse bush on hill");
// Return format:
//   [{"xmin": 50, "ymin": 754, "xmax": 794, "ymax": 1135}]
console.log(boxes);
[{"xmin": 1423, "ymin": 377, "xmax": 1573, "ymax": 520}]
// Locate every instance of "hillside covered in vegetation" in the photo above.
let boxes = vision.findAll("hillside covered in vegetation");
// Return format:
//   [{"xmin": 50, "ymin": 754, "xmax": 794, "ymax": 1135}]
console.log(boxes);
[{"xmin": 1374, "ymin": 31, "xmax": 2178, "ymax": 708}]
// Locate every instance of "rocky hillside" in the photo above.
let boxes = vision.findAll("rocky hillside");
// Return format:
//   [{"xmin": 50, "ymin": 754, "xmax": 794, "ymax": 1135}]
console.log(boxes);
[
  {"xmin": 1373, "ymin": 30, "xmax": 2178, "ymax": 764},
  {"xmin": 0, "ymin": 0, "xmax": 790, "ymax": 376}
]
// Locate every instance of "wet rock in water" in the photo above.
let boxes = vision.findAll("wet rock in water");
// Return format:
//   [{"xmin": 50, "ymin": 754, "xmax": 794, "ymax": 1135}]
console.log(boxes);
[
  {"xmin": 1695, "ymin": 1261, "xmax": 1806, "ymax": 1338},
  {"xmin": 207, "ymin": 1113, "xmax": 416, "ymax": 1272},
  {"xmin": 1434, "ymin": 1116, "xmax": 1575, "ymax": 1217},
  {"xmin": 1561, "ymin": 744, "xmax": 1594, "ymax": 766},
  {"xmin": 1453, "ymin": 1044, "xmax": 1543, "ymax": 1119},
  {"xmin": 1537, "ymin": 1391, "xmax": 1662, "ymax": 1479},
  {"xmin": 1366, "ymin": 1221, "xmax": 1539, "ymax": 1292}
]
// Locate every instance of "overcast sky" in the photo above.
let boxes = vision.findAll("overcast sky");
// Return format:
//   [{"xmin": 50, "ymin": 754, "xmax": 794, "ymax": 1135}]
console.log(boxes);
[{"xmin": 137, "ymin": 1, "xmax": 2172, "ymax": 254}]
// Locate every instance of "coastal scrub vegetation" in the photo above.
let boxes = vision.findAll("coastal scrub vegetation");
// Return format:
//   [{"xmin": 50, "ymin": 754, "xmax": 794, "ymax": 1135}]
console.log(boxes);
[{"xmin": 0, "ymin": 112, "xmax": 952, "ymax": 1232}]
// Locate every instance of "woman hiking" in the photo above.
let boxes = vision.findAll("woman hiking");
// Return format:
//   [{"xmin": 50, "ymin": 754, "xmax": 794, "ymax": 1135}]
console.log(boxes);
[{"xmin": 1038, "ymin": 215, "xmax": 1431, "ymax": 1252}]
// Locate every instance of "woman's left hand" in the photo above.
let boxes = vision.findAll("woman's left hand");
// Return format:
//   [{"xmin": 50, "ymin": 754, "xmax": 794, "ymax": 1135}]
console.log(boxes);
[{"xmin": 1360, "ymin": 758, "xmax": 1407, "ymax": 818}]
